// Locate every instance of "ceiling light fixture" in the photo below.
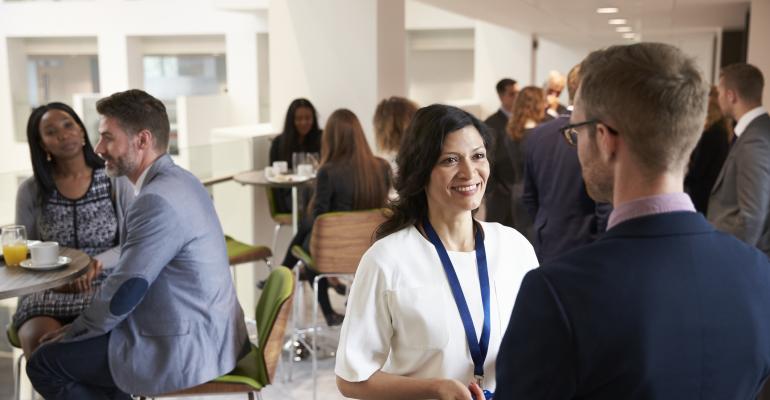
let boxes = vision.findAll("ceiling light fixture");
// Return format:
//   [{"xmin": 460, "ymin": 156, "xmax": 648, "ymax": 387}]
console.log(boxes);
[
  {"xmin": 597, "ymin": 7, "xmax": 619, "ymax": 14},
  {"xmin": 608, "ymin": 18, "xmax": 627, "ymax": 25},
  {"xmin": 616, "ymin": 26, "xmax": 632, "ymax": 33},
  {"xmin": 622, "ymin": 33, "xmax": 636, "ymax": 39}
]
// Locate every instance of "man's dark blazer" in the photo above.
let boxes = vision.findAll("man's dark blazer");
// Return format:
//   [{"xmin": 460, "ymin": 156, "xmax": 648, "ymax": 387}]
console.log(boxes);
[
  {"xmin": 495, "ymin": 211, "xmax": 770, "ymax": 399},
  {"xmin": 484, "ymin": 109, "xmax": 517, "ymax": 227},
  {"xmin": 523, "ymin": 115, "xmax": 611, "ymax": 263}
]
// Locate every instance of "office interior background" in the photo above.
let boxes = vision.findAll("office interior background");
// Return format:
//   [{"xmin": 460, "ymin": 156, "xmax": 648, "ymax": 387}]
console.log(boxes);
[{"xmin": 0, "ymin": 0, "xmax": 768, "ymax": 398}]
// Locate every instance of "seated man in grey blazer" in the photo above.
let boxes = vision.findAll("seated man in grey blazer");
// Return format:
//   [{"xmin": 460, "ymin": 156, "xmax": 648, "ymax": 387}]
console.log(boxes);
[
  {"xmin": 708, "ymin": 63, "xmax": 770, "ymax": 257},
  {"xmin": 26, "ymin": 89, "xmax": 249, "ymax": 399}
]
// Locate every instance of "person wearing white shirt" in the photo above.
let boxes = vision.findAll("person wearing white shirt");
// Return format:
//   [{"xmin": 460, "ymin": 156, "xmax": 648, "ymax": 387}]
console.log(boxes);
[
  {"xmin": 708, "ymin": 63, "xmax": 770, "ymax": 258},
  {"xmin": 335, "ymin": 104, "xmax": 538, "ymax": 400}
]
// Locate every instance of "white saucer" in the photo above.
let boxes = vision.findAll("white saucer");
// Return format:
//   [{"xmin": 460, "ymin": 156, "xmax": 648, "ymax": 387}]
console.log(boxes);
[
  {"xmin": 20, "ymin": 256, "xmax": 71, "ymax": 271},
  {"xmin": 267, "ymin": 174, "xmax": 312, "ymax": 183}
]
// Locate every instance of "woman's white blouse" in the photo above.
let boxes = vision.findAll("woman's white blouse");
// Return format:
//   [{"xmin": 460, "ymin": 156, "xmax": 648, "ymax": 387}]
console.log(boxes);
[{"xmin": 334, "ymin": 221, "xmax": 538, "ymax": 391}]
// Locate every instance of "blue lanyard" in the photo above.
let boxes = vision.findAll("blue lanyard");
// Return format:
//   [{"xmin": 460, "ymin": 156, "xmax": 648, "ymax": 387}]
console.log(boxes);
[{"xmin": 423, "ymin": 218, "xmax": 492, "ymax": 390}]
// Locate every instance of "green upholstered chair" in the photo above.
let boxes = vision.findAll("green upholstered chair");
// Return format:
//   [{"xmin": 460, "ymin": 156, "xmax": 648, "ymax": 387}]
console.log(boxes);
[
  {"xmin": 139, "ymin": 266, "xmax": 294, "ymax": 400},
  {"xmin": 266, "ymin": 188, "xmax": 292, "ymax": 254}
]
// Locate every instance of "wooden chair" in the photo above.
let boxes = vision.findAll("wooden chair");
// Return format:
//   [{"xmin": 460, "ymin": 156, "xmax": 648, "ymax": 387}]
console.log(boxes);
[
  {"xmin": 289, "ymin": 209, "xmax": 387, "ymax": 400},
  {"xmin": 139, "ymin": 266, "xmax": 294, "ymax": 400}
]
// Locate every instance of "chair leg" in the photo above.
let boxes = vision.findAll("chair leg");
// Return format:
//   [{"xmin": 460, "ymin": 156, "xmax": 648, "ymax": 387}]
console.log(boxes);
[
  {"xmin": 14, "ymin": 353, "xmax": 22, "ymax": 400},
  {"xmin": 312, "ymin": 275, "xmax": 322, "ymax": 400},
  {"xmin": 271, "ymin": 223, "xmax": 282, "ymax": 258}
]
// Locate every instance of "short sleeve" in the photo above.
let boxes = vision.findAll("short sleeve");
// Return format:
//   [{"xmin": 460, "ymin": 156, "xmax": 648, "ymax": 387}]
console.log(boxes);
[{"xmin": 335, "ymin": 247, "xmax": 393, "ymax": 382}]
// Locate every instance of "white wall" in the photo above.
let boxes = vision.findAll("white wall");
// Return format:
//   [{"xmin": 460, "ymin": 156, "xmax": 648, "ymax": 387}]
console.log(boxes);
[
  {"xmin": 407, "ymin": 29, "xmax": 475, "ymax": 106},
  {"xmin": 474, "ymin": 20, "xmax": 532, "ymax": 119},
  {"xmin": 748, "ymin": 0, "xmax": 770, "ymax": 106},
  {"xmin": 646, "ymin": 31, "xmax": 719, "ymax": 85}
]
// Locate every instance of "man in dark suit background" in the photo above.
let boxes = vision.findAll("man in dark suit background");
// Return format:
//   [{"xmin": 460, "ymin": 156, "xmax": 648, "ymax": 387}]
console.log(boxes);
[
  {"xmin": 523, "ymin": 64, "xmax": 611, "ymax": 263},
  {"xmin": 496, "ymin": 43, "xmax": 770, "ymax": 399},
  {"xmin": 708, "ymin": 63, "xmax": 770, "ymax": 258},
  {"xmin": 484, "ymin": 78, "xmax": 519, "ymax": 225}
]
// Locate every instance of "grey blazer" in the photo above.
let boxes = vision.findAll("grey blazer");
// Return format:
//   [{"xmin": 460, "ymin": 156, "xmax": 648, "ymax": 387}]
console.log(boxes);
[
  {"xmin": 62, "ymin": 154, "xmax": 248, "ymax": 396},
  {"xmin": 708, "ymin": 112, "xmax": 770, "ymax": 257}
]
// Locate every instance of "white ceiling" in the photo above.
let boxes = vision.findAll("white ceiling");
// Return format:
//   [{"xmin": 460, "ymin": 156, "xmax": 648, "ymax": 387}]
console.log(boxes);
[{"xmin": 417, "ymin": 0, "xmax": 749, "ymax": 46}]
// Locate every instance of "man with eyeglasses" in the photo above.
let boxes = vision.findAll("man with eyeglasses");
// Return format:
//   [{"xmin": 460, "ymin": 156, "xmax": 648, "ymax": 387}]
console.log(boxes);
[
  {"xmin": 496, "ymin": 42, "xmax": 770, "ymax": 399},
  {"xmin": 522, "ymin": 64, "xmax": 611, "ymax": 263}
]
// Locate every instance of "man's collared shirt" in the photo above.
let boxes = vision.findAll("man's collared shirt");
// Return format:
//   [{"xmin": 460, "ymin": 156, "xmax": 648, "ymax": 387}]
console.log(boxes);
[
  {"xmin": 500, "ymin": 107, "xmax": 512, "ymax": 119},
  {"xmin": 132, "ymin": 161, "xmax": 154, "ymax": 195},
  {"xmin": 734, "ymin": 106, "xmax": 767, "ymax": 138},
  {"xmin": 607, "ymin": 192, "xmax": 696, "ymax": 230}
]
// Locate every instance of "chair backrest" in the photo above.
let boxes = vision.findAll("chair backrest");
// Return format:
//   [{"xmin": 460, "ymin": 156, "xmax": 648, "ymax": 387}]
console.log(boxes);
[
  {"xmin": 265, "ymin": 188, "xmax": 291, "ymax": 221},
  {"xmin": 255, "ymin": 266, "xmax": 294, "ymax": 384},
  {"xmin": 309, "ymin": 209, "xmax": 387, "ymax": 274}
]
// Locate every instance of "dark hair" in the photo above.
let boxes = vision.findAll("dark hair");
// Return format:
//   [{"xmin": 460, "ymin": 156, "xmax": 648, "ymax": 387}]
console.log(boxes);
[
  {"xmin": 376, "ymin": 104, "xmax": 493, "ymax": 239},
  {"xmin": 316, "ymin": 109, "xmax": 389, "ymax": 210},
  {"xmin": 26, "ymin": 102, "xmax": 104, "ymax": 198},
  {"xmin": 720, "ymin": 63, "xmax": 765, "ymax": 105},
  {"xmin": 279, "ymin": 98, "xmax": 321, "ymax": 162},
  {"xmin": 95, "ymin": 89, "xmax": 170, "ymax": 152},
  {"xmin": 496, "ymin": 78, "xmax": 517, "ymax": 96}
]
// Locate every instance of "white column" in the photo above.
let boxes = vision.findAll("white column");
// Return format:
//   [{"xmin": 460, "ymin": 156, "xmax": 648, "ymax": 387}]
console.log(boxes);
[
  {"xmin": 226, "ymin": 30, "xmax": 260, "ymax": 126},
  {"xmin": 748, "ymin": 0, "xmax": 770, "ymax": 106},
  {"xmin": 269, "ymin": 0, "xmax": 406, "ymax": 143},
  {"xmin": 473, "ymin": 21, "xmax": 532, "ymax": 119},
  {"xmin": 97, "ymin": 34, "xmax": 142, "ymax": 95},
  {"xmin": 0, "ymin": 38, "xmax": 32, "ymax": 172}
]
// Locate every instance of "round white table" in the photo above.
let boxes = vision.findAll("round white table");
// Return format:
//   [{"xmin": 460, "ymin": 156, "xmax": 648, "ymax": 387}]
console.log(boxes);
[
  {"xmin": 0, "ymin": 247, "xmax": 91, "ymax": 299},
  {"xmin": 233, "ymin": 170, "xmax": 315, "ymax": 234}
]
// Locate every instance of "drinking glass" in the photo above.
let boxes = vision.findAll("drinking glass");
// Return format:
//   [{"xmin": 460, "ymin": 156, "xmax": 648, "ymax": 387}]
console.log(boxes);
[
  {"xmin": 2, "ymin": 225, "xmax": 28, "ymax": 267},
  {"xmin": 292, "ymin": 152, "xmax": 307, "ymax": 172}
]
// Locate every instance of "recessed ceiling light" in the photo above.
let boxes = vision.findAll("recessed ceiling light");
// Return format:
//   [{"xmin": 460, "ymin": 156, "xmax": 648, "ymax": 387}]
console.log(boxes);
[
  {"xmin": 616, "ymin": 26, "xmax": 633, "ymax": 33},
  {"xmin": 622, "ymin": 33, "xmax": 636, "ymax": 39},
  {"xmin": 608, "ymin": 19, "xmax": 627, "ymax": 25},
  {"xmin": 597, "ymin": 7, "xmax": 619, "ymax": 14}
]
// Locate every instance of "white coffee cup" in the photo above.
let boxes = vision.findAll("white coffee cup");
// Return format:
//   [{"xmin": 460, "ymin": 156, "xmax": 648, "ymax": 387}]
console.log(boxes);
[
  {"xmin": 30, "ymin": 241, "xmax": 59, "ymax": 265},
  {"xmin": 297, "ymin": 163, "xmax": 313, "ymax": 177},
  {"xmin": 272, "ymin": 161, "xmax": 288, "ymax": 174},
  {"xmin": 264, "ymin": 166, "xmax": 276, "ymax": 178}
]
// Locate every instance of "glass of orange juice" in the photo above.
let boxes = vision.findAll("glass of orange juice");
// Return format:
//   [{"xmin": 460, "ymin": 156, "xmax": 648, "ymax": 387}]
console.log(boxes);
[{"xmin": 2, "ymin": 225, "xmax": 28, "ymax": 267}]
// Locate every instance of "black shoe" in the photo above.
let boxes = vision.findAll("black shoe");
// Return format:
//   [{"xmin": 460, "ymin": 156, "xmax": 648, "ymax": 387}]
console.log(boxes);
[
  {"xmin": 332, "ymin": 282, "xmax": 347, "ymax": 295},
  {"xmin": 256, "ymin": 279, "xmax": 267, "ymax": 289},
  {"xmin": 324, "ymin": 312, "xmax": 345, "ymax": 327}
]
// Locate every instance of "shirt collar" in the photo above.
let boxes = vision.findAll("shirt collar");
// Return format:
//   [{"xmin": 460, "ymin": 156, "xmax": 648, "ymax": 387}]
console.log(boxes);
[
  {"xmin": 500, "ymin": 107, "xmax": 512, "ymax": 119},
  {"xmin": 734, "ymin": 106, "xmax": 767, "ymax": 138},
  {"xmin": 132, "ymin": 161, "xmax": 154, "ymax": 195},
  {"xmin": 607, "ymin": 192, "xmax": 696, "ymax": 230}
]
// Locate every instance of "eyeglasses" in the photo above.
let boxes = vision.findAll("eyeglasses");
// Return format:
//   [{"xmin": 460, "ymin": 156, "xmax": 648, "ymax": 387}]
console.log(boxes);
[{"xmin": 559, "ymin": 119, "xmax": 619, "ymax": 146}]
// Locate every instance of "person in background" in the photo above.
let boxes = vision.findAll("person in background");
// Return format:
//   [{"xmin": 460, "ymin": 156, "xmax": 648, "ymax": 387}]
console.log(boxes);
[
  {"xmin": 373, "ymin": 96, "xmax": 418, "ymax": 175},
  {"xmin": 707, "ymin": 63, "xmax": 770, "ymax": 257},
  {"xmin": 26, "ymin": 89, "xmax": 248, "ymax": 399},
  {"xmin": 281, "ymin": 108, "xmax": 391, "ymax": 326},
  {"xmin": 522, "ymin": 64, "xmax": 611, "ymax": 263},
  {"xmin": 684, "ymin": 85, "xmax": 731, "ymax": 214},
  {"xmin": 484, "ymin": 78, "xmax": 519, "ymax": 227},
  {"xmin": 496, "ymin": 42, "xmax": 770, "ymax": 399},
  {"xmin": 269, "ymin": 98, "xmax": 322, "ymax": 213},
  {"xmin": 13, "ymin": 102, "xmax": 133, "ymax": 358},
  {"xmin": 336, "ymin": 104, "xmax": 537, "ymax": 400},
  {"xmin": 486, "ymin": 86, "xmax": 545, "ymax": 238},
  {"xmin": 544, "ymin": 70, "xmax": 568, "ymax": 119}
]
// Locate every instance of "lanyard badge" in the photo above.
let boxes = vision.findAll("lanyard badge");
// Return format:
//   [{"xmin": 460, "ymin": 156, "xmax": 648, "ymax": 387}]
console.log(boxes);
[{"xmin": 423, "ymin": 218, "xmax": 494, "ymax": 399}]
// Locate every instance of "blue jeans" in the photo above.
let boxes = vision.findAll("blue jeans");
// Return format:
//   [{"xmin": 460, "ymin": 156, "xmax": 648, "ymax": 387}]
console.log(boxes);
[{"xmin": 26, "ymin": 332, "xmax": 131, "ymax": 400}]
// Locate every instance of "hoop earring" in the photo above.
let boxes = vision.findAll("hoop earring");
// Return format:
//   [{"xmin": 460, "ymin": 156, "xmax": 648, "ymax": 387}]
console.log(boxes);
[{"xmin": 46, "ymin": 152, "xmax": 52, "ymax": 162}]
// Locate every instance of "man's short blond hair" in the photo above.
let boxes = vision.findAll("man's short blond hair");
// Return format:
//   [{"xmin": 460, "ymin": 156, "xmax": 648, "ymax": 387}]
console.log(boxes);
[{"xmin": 579, "ymin": 42, "xmax": 708, "ymax": 175}]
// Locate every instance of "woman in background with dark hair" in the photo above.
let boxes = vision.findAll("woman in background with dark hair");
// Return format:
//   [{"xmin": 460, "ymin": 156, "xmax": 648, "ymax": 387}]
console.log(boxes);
[
  {"xmin": 269, "ymin": 98, "xmax": 323, "ymax": 213},
  {"xmin": 335, "ymin": 104, "xmax": 537, "ymax": 400},
  {"xmin": 12, "ymin": 102, "xmax": 133, "ymax": 358},
  {"xmin": 282, "ymin": 108, "xmax": 391, "ymax": 326},
  {"xmin": 685, "ymin": 85, "xmax": 731, "ymax": 214}
]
